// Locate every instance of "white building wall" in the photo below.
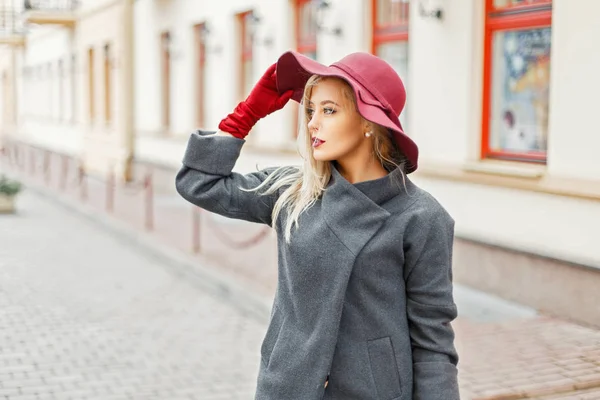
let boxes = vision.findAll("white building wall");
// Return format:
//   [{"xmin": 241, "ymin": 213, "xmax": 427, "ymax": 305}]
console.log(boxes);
[
  {"xmin": 0, "ymin": 50, "xmax": 11, "ymax": 133},
  {"xmin": 76, "ymin": 2, "xmax": 122, "ymax": 128},
  {"xmin": 76, "ymin": 0, "xmax": 132, "ymax": 175},
  {"xmin": 546, "ymin": 0, "xmax": 600, "ymax": 181},
  {"xmin": 3, "ymin": 0, "xmax": 599, "ymax": 267},
  {"xmin": 132, "ymin": 0, "xmax": 161, "ymax": 135},
  {"xmin": 6, "ymin": 0, "xmax": 133, "ymax": 174},
  {"xmin": 21, "ymin": 27, "xmax": 72, "ymax": 118},
  {"xmin": 133, "ymin": 0, "xmax": 298, "ymax": 147},
  {"xmin": 317, "ymin": 0, "xmax": 370, "ymax": 64},
  {"xmin": 415, "ymin": 177, "xmax": 600, "ymax": 268},
  {"xmin": 409, "ymin": 0, "xmax": 600, "ymax": 267},
  {"xmin": 133, "ymin": 0, "xmax": 374, "ymax": 152},
  {"xmin": 16, "ymin": 25, "xmax": 81, "ymax": 153},
  {"xmin": 409, "ymin": 0, "xmax": 482, "ymax": 165},
  {"xmin": 131, "ymin": 0, "xmax": 600, "ymax": 266}
]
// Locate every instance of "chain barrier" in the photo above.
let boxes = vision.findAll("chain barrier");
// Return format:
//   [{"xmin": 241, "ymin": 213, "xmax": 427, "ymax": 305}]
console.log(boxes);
[
  {"xmin": 3, "ymin": 138, "xmax": 270, "ymax": 251},
  {"xmin": 200, "ymin": 210, "xmax": 272, "ymax": 249}
]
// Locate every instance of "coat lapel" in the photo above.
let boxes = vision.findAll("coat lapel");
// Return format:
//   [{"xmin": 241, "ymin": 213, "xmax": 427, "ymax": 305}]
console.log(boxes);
[{"xmin": 322, "ymin": 165, "xmax": 400, "ymax": 255}]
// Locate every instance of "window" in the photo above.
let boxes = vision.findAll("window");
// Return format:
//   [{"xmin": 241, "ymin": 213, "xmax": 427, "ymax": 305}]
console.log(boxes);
[
  {"xmin": 193, "ymin": 23, "xmax": 207, "ymax": 128},
  {"xmin": 103, "ymin": 43, "xmax": 112, "ymax": 124},
  {"xmin": 291, "ymin": 0, "xmax": 318, "ymax": 139},
  {"xmin": 70, "ymin": 53, "xmax": 77, "ymax": 123},
  {"xmin": 87, "ymin": 47, "xmax": 95, "ymax": 123},
  {"xmin": 22, "ymin": 67, "xmax": 29, "ymax": 118},
  {"xmin": 482, "ymin": 0, "xmax": 552, "ymax": 163},
  {"xmin": 58, "ymin": 59, "xmax": 64, "ymax": 121},
  {"xmin": 372, "ymin": 0, "xmax": 409, "ymax": 128},
  {"xmin": 34, "ymin": 65, "xmax": 41, "ymax": 117},
  {"xmin": 238, "ymin": 11, "xmax": 254, "ymax": 102},
  {"xmin": 47, "ymin": 62, "xmax": 52, "ymax": 120},
  {"xmin": 296, "ymin": 0, "xmax": 317, "ymax": 59},
  {"xmin": 1, "ymin": 70, "xmax": 8, "ymax": 125},
  {"xmin": 160, "ymin": 31, "xmax": 171, "ymax": 132}
]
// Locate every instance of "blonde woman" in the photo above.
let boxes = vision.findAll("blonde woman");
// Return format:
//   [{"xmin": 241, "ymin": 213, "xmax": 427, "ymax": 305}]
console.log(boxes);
[{"xmin": 176, "ymin": 51, "xmax": 459, "ymax": 400}]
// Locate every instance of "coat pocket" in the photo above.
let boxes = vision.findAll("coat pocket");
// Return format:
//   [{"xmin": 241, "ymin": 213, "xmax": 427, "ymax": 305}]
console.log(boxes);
[
  {"xmin": 260, "ymin": 307, "xmax": 285, "ymax": 367},
  {"xmin": 367, "ymin": 336, "xmax": 403, "ymax": 400}
]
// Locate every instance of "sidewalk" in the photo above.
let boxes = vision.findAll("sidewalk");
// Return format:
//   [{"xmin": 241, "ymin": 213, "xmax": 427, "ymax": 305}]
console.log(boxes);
[
  {"xmin": 2, "ymin": 141, "xmax": 600, "ymax": 399},
  {"xmin": 0, "ymin": 190, "xmax": 267, "ymax": 400}
]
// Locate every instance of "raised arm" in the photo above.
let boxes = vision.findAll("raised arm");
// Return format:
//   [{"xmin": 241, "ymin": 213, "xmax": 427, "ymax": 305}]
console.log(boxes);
[
  {"xmin": 175, "ymin": 63, "xmax": 294, "ymax": 226},
  {"xmin": 176, "ymin": 130, "xmax": 283, "ymax": 225}
]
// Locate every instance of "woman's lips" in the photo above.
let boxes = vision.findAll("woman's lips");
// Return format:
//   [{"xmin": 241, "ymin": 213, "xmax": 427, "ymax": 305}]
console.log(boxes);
[{"xmin": 312, "ymin": 137, "xmax": 325, "ymax": 148}]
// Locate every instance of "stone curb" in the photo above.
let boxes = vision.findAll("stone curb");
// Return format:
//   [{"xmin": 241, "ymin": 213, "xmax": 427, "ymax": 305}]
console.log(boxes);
[{"xmin": 474, "ymin": 378, "xmax": 600, "ymax": 400}]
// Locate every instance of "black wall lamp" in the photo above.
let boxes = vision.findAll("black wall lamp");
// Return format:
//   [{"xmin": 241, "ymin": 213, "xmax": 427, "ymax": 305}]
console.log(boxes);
[
  {"xmin": 418, "ymin": 0, "xmax": 444, "ymax": 20},
  {"xmin": 246, "ymin": 10, "xmax": 275, "ymax": 47},
  {"xmin": 315, "ymin": 0, "xmax": 343, "ymax": 36},
  {"xmin": 197, "ymin": 23, "xmax": 223, "ymax": 54}
]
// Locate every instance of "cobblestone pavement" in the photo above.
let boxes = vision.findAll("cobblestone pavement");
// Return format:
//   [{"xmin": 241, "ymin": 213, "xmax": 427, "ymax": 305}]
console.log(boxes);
[
  {"xmin": 455, "ymin": 317, "xmax": 600, "ymax": 400},
  {"xmin": 0, "ymin": 191, "xmax": 267, "ymax": 400},
  {"xmin": 538, "ymin": 387, "xmax": 600, "ymax": 400}
]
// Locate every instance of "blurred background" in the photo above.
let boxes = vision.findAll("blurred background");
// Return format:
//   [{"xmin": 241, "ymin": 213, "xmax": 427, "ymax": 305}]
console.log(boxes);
[{"xmin": 1, "ymin": 0, "xmax": 599, "ymax": 399}]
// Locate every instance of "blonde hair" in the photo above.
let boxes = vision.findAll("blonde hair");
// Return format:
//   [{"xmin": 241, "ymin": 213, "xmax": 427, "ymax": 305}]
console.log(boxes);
[{"xmin": 249, "ymin": 75, "xmax": 407, "ymax": 243}]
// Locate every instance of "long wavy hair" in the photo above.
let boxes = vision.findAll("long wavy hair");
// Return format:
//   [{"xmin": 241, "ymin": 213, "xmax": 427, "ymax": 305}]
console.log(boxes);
[{"xmin": 248, "ymin": 75, "xmax": 408, "ymax": 243}]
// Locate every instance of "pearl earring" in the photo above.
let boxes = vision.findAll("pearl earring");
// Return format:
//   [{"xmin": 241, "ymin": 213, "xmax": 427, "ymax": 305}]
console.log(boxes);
[{"xmin": 365, "ymin": 132, "xmax": 372, "ymax": 138}]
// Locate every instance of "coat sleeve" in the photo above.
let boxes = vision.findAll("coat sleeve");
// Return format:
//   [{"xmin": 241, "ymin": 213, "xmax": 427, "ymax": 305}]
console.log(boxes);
[
  {"xmin": 403, "ymin": 204, "xmax": 460, "ymax": 400},
  {"xmin": 175, "ymin": 130, "xmax": 282, "ymax": 226}
]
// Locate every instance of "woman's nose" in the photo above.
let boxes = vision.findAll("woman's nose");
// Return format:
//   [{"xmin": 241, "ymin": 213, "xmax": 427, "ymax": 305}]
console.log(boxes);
[{"xmin": 307, "ymin": 113, "xmax": 319, "ymax": 131}]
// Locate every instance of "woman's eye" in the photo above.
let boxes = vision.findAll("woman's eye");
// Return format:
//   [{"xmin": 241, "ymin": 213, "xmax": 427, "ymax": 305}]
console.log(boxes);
[
  {"xmin": 324, "ymin": 107, "xmax": 336, "ymax": 115},
  {"xmin": 306, "ymin": 108, "xmax": 314, "ymax": 117}
]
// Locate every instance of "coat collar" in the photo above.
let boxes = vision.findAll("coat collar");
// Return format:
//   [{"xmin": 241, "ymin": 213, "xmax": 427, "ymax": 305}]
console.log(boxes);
[
  {"xmin": 329, "ymin": 163, "xmax": 417, "ymax": 207},
  {"xmin": 321, "ymin": 164, "xmax": 418, "ymax": 256}
]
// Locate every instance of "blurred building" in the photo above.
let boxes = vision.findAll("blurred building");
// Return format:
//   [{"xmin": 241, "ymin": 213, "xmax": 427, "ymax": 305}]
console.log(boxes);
[{"xmin": 1, "ymin": 0, "xmax": 599, "ymax": 326}]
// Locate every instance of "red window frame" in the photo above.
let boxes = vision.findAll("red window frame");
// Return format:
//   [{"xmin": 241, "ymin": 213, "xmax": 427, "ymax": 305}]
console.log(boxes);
[
  {"xmin": 296, "ymin": 0, "xmax": 317, "ymax": 57},
  {"xmin": 291, "ymin": 0, "xmax": 318, "ymax": 139},
  {"xmin": 58, "ymin": 58, "xmax": 64, "ymax": 122},
  {"xmin": 371, "ymin": 0, "xmax": 409, "ymax": 53},
  {"xmin": 238, "ymin": 10, "xmax": 253, "ymax": 101},
  {"xmin": 481, "ymin": 0, "xmax": 552, "ymax": 163},
  {"xmin": 193, "ymin": 22, "xmax": 207, "ymax": 128}
]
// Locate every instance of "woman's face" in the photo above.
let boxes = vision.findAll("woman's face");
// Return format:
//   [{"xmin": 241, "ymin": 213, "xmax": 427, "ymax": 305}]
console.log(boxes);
[{"xmin": 306, "ymin": 78, "xmax": 369, "ymax": 163}]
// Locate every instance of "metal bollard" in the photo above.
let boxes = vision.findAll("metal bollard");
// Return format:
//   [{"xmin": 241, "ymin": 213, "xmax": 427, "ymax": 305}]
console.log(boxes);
[
  {"xmin": 192, "ymin": 207, "xmax": 201, "ymax": 253},
  {"xmin": 106, "ymin": 167, "xmax": 115, "ymax": 213},
  {"xmin": 78, "ymin": 163, "xmax": 87, "ymax": 202},
  {"xmin": 17, "ymin": 145, "xmax": 22, "ymax": 170},
  {"xmin": 60, "ymin": 155, "xmax": 68, "ymax": 191},
  {"xmin": 144, "ymin": 172, "xmax": 154, "ymax": 231},
  {"xmin": 43, "ymin": 151, "xmax": 51, "ymax": 184},
  {"xmin": 29, "ymin": 148, "xmax": 35, "ymax": 176},
  {"xmin": 13, "ymin": 144, "xmax": 19, "ymax": 169},
  {"xmin": 20, "ymin": 145, "xmax": 25, "ymax": 171}
]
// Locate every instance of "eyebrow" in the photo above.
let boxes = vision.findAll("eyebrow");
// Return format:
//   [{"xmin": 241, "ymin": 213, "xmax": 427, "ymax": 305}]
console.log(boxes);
[{"xmin": 308, "ymin": 100, "xmax": 340, "ymax": 107}]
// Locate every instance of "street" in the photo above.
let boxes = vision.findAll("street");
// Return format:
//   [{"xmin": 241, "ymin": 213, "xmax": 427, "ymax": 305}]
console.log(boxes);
[{"xmin": 0, "ymin": 191, "xmax": 266, "ymax": 400}]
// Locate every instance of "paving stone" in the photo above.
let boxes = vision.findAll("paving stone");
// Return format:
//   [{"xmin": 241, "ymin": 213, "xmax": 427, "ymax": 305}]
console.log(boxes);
[{"xmin": 0, "ymin": 191, "xmax": 266, "ymax": 399}]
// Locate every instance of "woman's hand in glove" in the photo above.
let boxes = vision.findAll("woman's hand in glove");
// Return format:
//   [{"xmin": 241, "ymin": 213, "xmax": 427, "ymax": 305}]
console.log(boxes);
[{"xmin": 218, "ymin": 63, "xmax": 294, "ymax": 139}]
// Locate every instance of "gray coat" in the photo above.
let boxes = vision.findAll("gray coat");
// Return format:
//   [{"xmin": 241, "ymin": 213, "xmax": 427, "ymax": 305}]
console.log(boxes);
[{"xmin": 175, "ymin": 131, "xmax": 460, "ymax": 400}]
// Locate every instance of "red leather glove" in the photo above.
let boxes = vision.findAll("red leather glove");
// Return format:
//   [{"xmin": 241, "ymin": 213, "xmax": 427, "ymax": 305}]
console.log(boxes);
[{"xmin": 218, "ymin": 63, "xmax": 293, "ymax": 139}]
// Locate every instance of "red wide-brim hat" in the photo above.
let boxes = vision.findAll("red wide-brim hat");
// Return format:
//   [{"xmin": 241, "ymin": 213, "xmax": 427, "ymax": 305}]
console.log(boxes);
[{"xmin": 275, "ymin": 50, "xmax": 418, "ymax": 173}]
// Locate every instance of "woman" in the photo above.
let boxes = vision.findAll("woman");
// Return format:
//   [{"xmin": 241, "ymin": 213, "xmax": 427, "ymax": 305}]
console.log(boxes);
[{"xmin": 176, "ymin": 51, "xmax": 460, "ymax": 400}]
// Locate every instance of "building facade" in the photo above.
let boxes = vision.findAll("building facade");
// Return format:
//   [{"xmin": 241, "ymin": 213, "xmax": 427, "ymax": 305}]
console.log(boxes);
[{"xmin": 1, "ymin": 0, "xmax": 599, "ymax": 326}]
